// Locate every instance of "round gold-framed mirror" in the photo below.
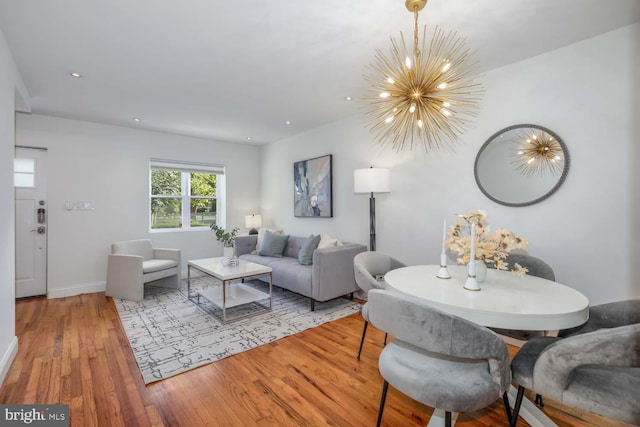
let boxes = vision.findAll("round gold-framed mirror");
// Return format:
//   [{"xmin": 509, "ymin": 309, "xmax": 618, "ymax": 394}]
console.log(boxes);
[{"xmin": 474, "ymin": 124, "xmax": 570, "ymax": 207}]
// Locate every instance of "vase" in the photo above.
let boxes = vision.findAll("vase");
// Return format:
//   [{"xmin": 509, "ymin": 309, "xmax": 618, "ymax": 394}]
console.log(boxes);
[
  {"xmin": 223, "ymin": 246, "xmax": 237, "ymax": 266},
  {"xmin": 475, "ymin": 259, "xmax": 487, "ymax": 283},
  {"xmin": 223, "ymin": 246, "xmax": 234, "ymax": 258},
  {"xmin": 467, "ymin": 259, "xmax": 487, "ymax": 283}
]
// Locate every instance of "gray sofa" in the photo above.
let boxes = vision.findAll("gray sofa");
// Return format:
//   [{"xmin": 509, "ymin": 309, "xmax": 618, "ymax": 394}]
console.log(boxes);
[{"xmin": 234, "ymin": 234, "xmax": 366, "ymax": 310}]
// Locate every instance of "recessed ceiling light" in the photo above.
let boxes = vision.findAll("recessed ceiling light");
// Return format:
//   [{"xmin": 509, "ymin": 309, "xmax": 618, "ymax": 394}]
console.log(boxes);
[
  {"xmin": 285, "ymin": 121, "xmax": 291, "ymax": 125},
  {"xmin": 247, "ymin": 137, "xmax": 253, "ymax": 141},
  {"xmin": 133, "ymin": 117, "xmax": 141, "ymax": 122},
  {"xmin": 70, "ymin": 72, "xmax": 82, "ymax": 78},
  {"xmin": 345, "ymin": 96, "xmax": 352, "ymax": 101}
]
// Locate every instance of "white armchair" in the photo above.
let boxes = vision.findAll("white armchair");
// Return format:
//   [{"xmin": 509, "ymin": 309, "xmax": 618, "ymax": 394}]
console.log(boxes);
[{"xmin": 105, "ymin": 239, "xmax": 181, "ymax": 301}]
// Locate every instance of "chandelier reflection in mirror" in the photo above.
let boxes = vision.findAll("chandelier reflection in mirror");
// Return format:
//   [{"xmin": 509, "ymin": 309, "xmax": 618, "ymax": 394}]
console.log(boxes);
[
  {"xmin": 511, "ymin": 129, "xmax": 564, "ymax": 176},
  {"xmin": 364, "ymin": 0, "xmax": 483, "ymax": 153}
]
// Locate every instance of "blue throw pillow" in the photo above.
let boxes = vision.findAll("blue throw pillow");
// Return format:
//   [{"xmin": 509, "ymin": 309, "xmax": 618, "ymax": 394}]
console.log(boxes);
[
  {"xmin": 258, "ymin": 230, "xmax": 289, "ymax": 257},
  {"xmin": 298, "ymin": 234, "xmax": 321, "ymax": 265}
]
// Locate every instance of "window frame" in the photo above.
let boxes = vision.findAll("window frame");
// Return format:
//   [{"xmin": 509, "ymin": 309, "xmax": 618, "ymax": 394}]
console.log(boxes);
[
  {"xmin": 149, "ymin": 159, "xmax": 226, "ymax": 232},
  {"xmin": 14, "ymin": 157, "xmax": 36, "ymax": 188}
]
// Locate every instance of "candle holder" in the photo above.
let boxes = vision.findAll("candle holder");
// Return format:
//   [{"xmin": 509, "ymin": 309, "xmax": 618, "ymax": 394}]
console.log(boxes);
[
  {"xmin": 436, "ymin": 253, "xmax": 451, "ymax": 279},
  {"xmin": 464, "ymin": 260, "xmax": 481, "ymax": 291}
]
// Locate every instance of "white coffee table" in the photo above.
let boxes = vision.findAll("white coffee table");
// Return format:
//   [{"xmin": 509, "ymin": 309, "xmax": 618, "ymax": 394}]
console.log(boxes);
[{"xmin": 187, "ymin": 257, "xmax": 272, "ymax": 322}]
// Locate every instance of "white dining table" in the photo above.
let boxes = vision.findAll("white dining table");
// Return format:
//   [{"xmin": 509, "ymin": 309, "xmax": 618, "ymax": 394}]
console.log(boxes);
[{"xmin": 383, "ymin": 264, "xmax": 590, "ymax": 427}]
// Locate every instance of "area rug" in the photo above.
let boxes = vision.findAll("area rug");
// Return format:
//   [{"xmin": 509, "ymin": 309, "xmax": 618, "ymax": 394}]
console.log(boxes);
[{"xmin": 114, "ymin": 278, "xmax": 361, "ymax": 384}]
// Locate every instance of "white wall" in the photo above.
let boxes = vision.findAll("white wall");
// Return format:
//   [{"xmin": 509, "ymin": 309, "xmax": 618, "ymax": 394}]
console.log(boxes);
[
  {"xmin": 261, "ymin": 23, "xmax": 640, "ymax": 305},
  {"xmin": 0, "ymin": 28, "xmax": 20, "ymax": 385},
  {"xmin": 16, "ymin": 114, "xmax": 262, "ymax": 297},
  {"xmin": 7, "ymin": 22, "xmax": 639, "ymax": 307}
]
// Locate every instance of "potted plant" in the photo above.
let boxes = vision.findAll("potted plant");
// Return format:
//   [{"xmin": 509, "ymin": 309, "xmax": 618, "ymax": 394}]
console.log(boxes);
[{"xmin": 210, "ymin": 225, "xmax": 239, "ymax": 262}]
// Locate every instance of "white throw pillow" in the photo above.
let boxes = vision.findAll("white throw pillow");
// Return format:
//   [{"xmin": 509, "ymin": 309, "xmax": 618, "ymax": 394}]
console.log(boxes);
[
  {"xmin": 317, "ymin": 233, "xmax": 343, "ymax": 249},
  {"xmin": 255, "ymin": 228, "xmax": 284, "ymax": 253}
]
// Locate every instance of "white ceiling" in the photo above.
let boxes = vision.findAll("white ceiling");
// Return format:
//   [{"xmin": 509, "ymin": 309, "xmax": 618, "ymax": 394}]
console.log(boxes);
[{"xmin": 1, "ymin": 0, "xmax": 639, "ymax": 145}]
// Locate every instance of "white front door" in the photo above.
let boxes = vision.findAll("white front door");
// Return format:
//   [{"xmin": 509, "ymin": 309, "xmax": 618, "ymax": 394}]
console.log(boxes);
[{"xmin": 15, "ymin": 147, "xmax": 48, "ymax": 298}]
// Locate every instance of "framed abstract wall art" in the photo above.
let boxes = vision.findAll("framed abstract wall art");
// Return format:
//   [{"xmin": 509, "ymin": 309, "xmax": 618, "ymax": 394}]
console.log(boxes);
[{"xmin": 293, "ymin": 154, "xmax": 333, "ymax": 217}]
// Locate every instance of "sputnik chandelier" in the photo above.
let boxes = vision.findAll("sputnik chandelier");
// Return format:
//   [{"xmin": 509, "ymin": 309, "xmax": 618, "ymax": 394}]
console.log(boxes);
[
  {"xmin": 511, "ymin": 129, "xmax": 564, "ymax": 176},
  {"xmin": 364, "ymin": 0, "xmax": 483, "ymax": 153}
]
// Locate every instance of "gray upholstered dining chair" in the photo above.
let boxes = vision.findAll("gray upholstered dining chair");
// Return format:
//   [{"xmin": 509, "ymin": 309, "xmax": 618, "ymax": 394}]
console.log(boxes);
[
  {"xmin": 512, "ymin": 297, "xmax": 640, "ymax": 412},
  {"xmin": 353, "ymin": 251, "xmax": 406, "ymax": 360},
  {"xmin": 509, "ymin": 322, "xmax": 640, "ymax": 426},
  {"xmin": 489, "ymin": 253, "xmax": 555, "ymax": 341},
  {"xmin": 559, "ymin": 298, "xmax": 640, "ymax": 337},
  {"xmin": 368, "ymin": 289, "xmax": 512, "ymax": 427},
  {"xmin": 501, "ymin": 253, "xmax": 555, "ymax": 281}
]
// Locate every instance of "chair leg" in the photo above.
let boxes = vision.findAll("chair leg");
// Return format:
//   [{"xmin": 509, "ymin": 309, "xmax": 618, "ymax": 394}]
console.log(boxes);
[
  {"xmin": 357, "ymin": 321, "xmax": 369, "ymax": 360},
  {"xmin": 310, "ymin": 298, "xmax": 315, "ymax": 311},
  {"xmin": 510, "ymin": 386, "xmax": 526, "ymax": 427},
  {"xmin": 376, "ymin": 380, "xmax": 389, "ymax": 427},
  {"xmin": 502, "ymin": 391, "xmax": 513, "ymax": 425},
  {"xmin": 445, "ymin": 411, "xmax": 452, "ymax": 427},
  {"xmin": 535, "ymin": 393, "xmax": 544, "ymax": 407},
  {"xmin": 383, "ymin": 332, "xmax": 388, "ymax": 345}
]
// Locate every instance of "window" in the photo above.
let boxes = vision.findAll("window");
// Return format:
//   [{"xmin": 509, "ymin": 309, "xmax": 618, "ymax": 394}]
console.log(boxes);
[
  {"xmin": 14, "ymin": 158, "xmax": 35, "ymax": 187},
  {"xmin": 149, "ymin": 159, "xmax": 225, "ymax": 231}
]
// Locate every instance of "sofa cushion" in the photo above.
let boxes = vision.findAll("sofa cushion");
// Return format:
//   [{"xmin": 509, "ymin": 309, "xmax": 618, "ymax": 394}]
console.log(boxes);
[
  {"xmin": 258, "ymin": 230, "xmax": 289, "ymax": 257},
  {"xmin": 298, "ymin": 234, "xmax": 321, "ymax": 265},
  {"xmin": 142, "ymin": 259, "xmax": 179, "ymax": 274},
  {"xmin": 256, "ymin": 228, "xmax": 284, "ymax": 253},
  {"xmin": 318, "ymin": 233, "xmax": 343, "ymax": 249},
  {"xmin": 239, "ymin": 254, "xmax": 313, "ymax": 297}
]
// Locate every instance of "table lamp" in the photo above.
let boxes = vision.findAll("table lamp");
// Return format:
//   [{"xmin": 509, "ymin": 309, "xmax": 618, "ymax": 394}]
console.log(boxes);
[
  {"xmin": 354, "ymin": 167, "xmax": 390, "ymax": 251},
  {"xmin": 245, "ymin": 214, "xmax": 262, "ymax": 235}
]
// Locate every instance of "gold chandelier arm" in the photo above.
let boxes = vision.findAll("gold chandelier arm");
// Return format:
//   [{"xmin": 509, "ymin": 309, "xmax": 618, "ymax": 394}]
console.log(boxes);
[{"xmin": 414, "ymin": 6, "xmax": 420, "ymax": 57}]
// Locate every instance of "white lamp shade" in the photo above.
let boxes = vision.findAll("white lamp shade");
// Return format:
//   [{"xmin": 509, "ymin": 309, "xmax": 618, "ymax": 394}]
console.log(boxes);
[
  {"xmin": 354, "ymin": 168, "xmax": 391, "ymax": 194},
  {"xmin": 245, "ymin": 214, "xmax": 263, "ymax": 229}
]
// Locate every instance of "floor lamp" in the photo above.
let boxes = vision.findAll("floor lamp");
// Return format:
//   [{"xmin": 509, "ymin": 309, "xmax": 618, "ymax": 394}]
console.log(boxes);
[{"xmin": 354, "ymin": 167, "xmax": 390, "ymax": 251}]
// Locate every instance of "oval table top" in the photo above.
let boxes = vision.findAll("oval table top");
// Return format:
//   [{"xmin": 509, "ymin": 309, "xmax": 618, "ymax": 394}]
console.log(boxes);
[{"xmin": 384, "ymin": 264, "xmax": 589, "ymax": 331}]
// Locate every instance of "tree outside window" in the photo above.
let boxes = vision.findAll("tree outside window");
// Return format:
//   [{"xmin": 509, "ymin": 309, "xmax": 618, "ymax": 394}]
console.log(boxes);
[
  {"xmin": 150, "ymin": 168, "xmax": 218, "ymax": 230},
  {"xmin": 190, "ymin": 173, "xmax": 217, "ymax": 227}
]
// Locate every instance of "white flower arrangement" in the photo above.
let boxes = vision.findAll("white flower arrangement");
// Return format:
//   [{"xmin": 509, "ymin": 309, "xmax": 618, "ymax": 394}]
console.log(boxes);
[{"xmin": 446, "ymin": 210, "xmax": 530, "ymax": 276}]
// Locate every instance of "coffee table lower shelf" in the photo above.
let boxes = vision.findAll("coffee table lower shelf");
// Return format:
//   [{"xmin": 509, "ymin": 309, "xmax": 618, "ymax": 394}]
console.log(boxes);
[{"xmin": 195, "ymin": 283, "xmax": 270, "ymax": 312}]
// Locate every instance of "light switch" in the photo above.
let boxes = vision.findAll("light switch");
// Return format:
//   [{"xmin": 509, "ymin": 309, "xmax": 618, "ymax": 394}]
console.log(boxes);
[
  {"xmin": 76, "ymin": 201, "xmax": 95, "ymax": 210},
  {"xmin": 66, "ymin": 200, "xmax": 96, "ymax": 210}
]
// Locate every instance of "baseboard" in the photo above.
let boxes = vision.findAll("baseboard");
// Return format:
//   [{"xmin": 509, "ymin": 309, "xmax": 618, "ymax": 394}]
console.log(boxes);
[
  {"xmin": 45, "ymin": 272, "xmax": 192, "ymax": 299},
  {"xmin": 47, "ymin": 280, "xmax": 106, "ymax": 299},
  {"xmin": 0, "ymin": 336, "xmax": 18, "ymax": 387}
]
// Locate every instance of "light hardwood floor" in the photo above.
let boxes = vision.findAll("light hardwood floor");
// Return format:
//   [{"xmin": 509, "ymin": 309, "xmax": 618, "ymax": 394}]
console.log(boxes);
[{"xmin": 0, "ymin": 292, "xmax": 630, "ymax": 426}]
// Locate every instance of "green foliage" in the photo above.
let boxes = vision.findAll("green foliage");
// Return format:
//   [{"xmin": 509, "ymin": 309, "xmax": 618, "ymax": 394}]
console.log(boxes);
[
  {"xmin": 150, "ymin": 170, "xmax": 219, "ymax": 229},
  {"xmin": 191, "ymin": 173, "xmax": 217, "ymax": 218},
  {"xmin": 191, "ymin": 173, "xmax": 216, "ymax": 196},
  {"xmin": 210, "ymin": 225, "xmax": 239, "ymax": 247},
  {"xmin": 151, "ymin": 170, "xmax": 181, "ymax": 196},
  {"xmin": 150, "ymin": 170, "xmax": 182, "ymax": 226}
]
